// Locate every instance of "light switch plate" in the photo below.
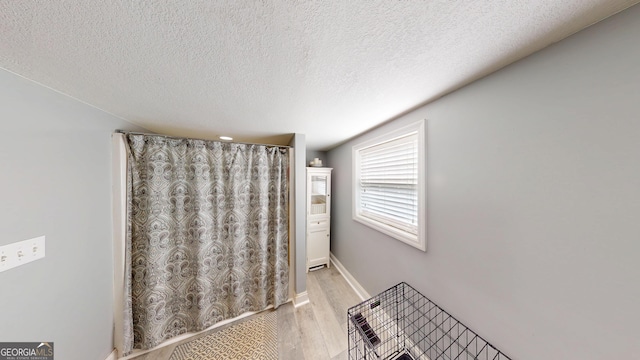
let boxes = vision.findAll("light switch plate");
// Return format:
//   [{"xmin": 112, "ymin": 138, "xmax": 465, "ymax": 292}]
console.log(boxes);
[{"xmin": 0, "ymin": 236, "xmax": 45, "ymax": 273}]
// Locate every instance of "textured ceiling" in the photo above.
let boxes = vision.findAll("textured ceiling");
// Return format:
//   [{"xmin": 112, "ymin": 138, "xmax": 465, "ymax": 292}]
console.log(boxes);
[{"xmin": 1, "ymin": 0, "xmax": 638, "ymax": 149}]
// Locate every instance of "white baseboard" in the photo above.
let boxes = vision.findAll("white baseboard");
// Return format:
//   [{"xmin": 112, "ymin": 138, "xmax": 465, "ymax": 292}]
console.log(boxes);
[
  {"xmin": 294, "ymin": 291, "xmax": 309, "ymax": 307},
  {"xmin": 105, "ymin": 349, "xmax": 117, "ymax": 360},
  {"xmin": 330, "ymin": 253, "xmax": 370, "ymax": 301}
]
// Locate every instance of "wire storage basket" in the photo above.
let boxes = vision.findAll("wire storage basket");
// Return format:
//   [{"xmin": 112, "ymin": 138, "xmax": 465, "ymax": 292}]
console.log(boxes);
[{"xmin": 348, "ymin": 282, "xmax": 512, "ymax": 360}]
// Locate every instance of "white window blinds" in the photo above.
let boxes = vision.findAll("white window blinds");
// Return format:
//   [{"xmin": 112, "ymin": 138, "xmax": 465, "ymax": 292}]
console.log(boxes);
[{"xmin": 358, "ymin": 133, "xmax": 418, "ymax": 235}]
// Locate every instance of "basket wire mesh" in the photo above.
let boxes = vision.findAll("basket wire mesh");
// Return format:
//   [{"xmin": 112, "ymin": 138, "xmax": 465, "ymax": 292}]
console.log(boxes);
[{"xmin": 348, "ymin": 282, "xmax": 512, "ymax": 360}]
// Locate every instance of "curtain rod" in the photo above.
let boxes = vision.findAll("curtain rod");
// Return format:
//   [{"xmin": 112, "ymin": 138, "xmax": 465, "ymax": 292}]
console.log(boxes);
[{"xmin": 115, "ymin": 130, "xmax": 292, "ymax": 148}]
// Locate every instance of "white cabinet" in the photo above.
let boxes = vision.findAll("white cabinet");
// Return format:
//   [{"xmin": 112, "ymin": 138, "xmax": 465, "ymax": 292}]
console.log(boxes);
[
  {"xmin": 307, "ymin": 224, "xmax": 330, "ymax": 269},
  {"xmin": 306, "ymin": 167, "xmax": 332, "ymax": 271}
]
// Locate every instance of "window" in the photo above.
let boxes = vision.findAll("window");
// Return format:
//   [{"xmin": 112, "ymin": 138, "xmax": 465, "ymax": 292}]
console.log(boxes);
[{"xmin": 352, "ymin": 120, "xmax": 426, "ymax": 251}]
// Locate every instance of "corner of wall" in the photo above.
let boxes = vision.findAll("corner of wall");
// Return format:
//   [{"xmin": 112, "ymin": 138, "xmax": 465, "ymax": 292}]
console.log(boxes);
[{"xmin": 289, "ymin": 134, "xmax": 307, "ymax": 296}]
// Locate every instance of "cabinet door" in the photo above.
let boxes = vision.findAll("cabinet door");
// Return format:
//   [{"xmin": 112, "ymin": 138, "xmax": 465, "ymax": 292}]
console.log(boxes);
[
  {"xmin": 307, "ymin": 226, "xmax": 330, "ymax": 269},
  {"xmin": 309, "ymin": 173, "xmax": 330, "ymax": 217}
]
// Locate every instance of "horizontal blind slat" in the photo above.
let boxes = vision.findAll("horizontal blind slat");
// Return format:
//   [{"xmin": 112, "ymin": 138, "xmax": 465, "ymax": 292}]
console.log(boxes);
[{"xmin": 357, "ymin": 132, "xmax": 419, "ymax": 235}]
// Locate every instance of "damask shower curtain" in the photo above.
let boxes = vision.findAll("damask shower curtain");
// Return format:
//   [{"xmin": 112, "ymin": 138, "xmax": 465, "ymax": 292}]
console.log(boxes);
[{"xmin": 122, "ymin": 134, "xmax": 289, "ymax": 353}]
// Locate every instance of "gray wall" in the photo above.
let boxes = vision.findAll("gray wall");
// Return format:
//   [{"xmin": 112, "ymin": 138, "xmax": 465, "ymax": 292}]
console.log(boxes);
[
  {"xmin": 328, "ymin": 5, "xmax": 640, "ymax": 360},
  {"xmin": 0, "ymin": 69, "xmax": 144, "ymax": 360},
  {"xmin": 306, "ymin": 150, "xmax": 328, "ymax": 168}
]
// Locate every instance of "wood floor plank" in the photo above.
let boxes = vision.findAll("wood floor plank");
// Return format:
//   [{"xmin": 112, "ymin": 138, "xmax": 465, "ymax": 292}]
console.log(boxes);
[
  {"xmin": 294, "ymin": 303, "xmax": 332, "ymax": 360},
  {"xmin": 331, "ymin": 349, "xmax": 348, "ymax": 360},
  {"xmin": 277, "ymin": 302, "xmax": 305, "ymax": 360},
  {"xmin": 307, "ymin": 270, "xmax": 348, "ymax": 358},
  {"xmin": 315, "ymin": 265, "xmax": 363, "ymax": 325}
]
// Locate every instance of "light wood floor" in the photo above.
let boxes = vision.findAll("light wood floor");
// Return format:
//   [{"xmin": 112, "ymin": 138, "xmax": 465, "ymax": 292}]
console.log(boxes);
[{"xmin": 129, "ymin": 265, "xmax": 363, "ymax": 360}]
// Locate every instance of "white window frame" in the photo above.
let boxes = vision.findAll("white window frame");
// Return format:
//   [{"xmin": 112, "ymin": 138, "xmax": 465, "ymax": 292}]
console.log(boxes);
[{"xmin": 352, "ymin": 120, "xmax": 426, "ymax": 251}]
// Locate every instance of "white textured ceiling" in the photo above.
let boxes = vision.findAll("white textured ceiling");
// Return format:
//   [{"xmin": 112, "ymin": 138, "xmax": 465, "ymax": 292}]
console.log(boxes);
[{"xmin": 1, "ymin": 1, "xmax": 638, "ymax": 149}]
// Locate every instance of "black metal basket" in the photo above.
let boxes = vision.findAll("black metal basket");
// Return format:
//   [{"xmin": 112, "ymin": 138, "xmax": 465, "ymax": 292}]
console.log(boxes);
[{"xmin": 347, "ymin": 282, "xmax": 512, "ymax": 360}]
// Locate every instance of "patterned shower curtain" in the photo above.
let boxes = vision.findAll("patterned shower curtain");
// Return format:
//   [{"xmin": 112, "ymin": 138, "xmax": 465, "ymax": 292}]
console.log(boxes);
[{"xmin": 122, "ymin": 134, "xmax": 289, "ymax": 353}]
